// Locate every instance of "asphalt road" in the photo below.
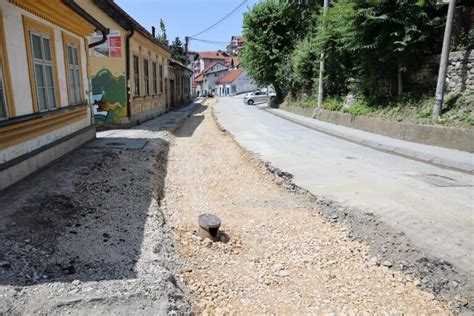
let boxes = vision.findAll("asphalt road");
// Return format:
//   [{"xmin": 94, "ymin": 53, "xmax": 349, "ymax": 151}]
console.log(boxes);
[{"xmin": 214, "ymin": 96, "xmax": 474, "ymax": 278}]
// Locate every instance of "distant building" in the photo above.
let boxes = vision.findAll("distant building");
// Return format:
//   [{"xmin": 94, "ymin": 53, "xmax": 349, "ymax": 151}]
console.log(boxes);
[
  {"xmin": 195, "ymin": 62, "xmax": 229, "ymax": 97},
  {"xmin": 226, "ymin": 35, "xmax": 245, "ymax": 56},
  {"xmin": 191, "ymin": 50, "xmax": 229, "ymax": 74},
  {"xmin": 169, "ymin": 59, "xmax": 192, "ymax": 108},
  {"xmin": 215, "ymin": 69, "xmax": 257, "ymax": 96}
]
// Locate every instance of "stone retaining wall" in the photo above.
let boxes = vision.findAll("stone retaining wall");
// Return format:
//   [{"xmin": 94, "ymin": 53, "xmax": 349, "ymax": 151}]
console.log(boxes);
[
  {"xmin": 278, "ymin": 104, "xmax": 474, "ymax": 153},
  {"xmin": 446, "ymin": 50, "xmax": 473, "ymax": 92}
]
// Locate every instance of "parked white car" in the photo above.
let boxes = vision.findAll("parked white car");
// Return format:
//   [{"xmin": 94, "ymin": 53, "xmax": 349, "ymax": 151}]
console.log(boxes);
[{"xmin": 243, "ymin": 91, "xmax": 276, "ymax": 105}]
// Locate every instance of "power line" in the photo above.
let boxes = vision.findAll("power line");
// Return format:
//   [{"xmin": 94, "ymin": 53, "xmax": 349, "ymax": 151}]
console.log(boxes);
[
  {"xmin": 189, "ymin": 37, "xmax": 232, "ymax": 45},
  {"xmin": 190, "ymin": 0, "xmax": 248, "ymax": 38}
]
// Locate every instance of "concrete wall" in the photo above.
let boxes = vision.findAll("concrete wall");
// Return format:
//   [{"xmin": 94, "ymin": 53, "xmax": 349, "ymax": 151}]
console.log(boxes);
[
  {"xmin": 446, "ymin": 50, "xmax": 474, "ymax": 93},
  {"xmin": 279, "ymin": 104, "xmax": 474, "ymax": 152},
  {"xmin": 0, "ymin": 126, "xmax": 95, "ymax": 191}
]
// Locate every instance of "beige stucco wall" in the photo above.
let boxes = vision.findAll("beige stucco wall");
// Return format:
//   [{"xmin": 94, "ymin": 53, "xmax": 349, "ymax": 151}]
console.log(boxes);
[
  {"xmin": 77, "ymin": 0, "xmax": 126, "ymax": 78},
  {"xmin": 77, "ymin": 0, "xmax": 173, "ymax": 125},
  {"xmin": 129, "ymin": 32, "xmax": 172, "ymax": 118}
]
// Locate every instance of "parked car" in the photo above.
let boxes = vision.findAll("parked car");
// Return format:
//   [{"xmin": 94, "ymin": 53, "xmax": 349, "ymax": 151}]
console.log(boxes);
[{"xmin": 243, "ymin": 91, "xmax": 276, "ymax": 105}]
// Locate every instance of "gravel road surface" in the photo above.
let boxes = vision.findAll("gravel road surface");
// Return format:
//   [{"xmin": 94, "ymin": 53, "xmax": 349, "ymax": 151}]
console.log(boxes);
[{"xmin": 162, "ymin": 101, "xmax": 452, "ymax": 314}]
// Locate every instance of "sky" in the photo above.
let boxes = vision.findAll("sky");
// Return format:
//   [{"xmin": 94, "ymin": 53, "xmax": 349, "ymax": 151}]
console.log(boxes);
[{"xmin": 115, "ymin": 0, "xmax": 260, "ymax": 52}]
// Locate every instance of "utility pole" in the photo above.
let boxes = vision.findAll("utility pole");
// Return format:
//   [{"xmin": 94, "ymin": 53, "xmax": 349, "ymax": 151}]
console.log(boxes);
[
  {"xmin": 314, "ymin": 0, "xmax": 329, "ymax": 116},
  {"xmin": 432, "ymin": 0, "xmax": 456, "ymax": 119},
  {"xmin": 184, "ymin": 36, "xmax": 189, "ymax": 65}
]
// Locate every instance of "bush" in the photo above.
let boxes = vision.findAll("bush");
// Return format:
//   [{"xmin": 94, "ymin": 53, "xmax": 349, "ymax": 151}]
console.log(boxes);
[
  {"xmin": 344, "ymin": 98, "xmax": 373, "ymax": 116},
  {"xmin": 322, "ymin": 97, "xmax": 343, "ymax": 111}
]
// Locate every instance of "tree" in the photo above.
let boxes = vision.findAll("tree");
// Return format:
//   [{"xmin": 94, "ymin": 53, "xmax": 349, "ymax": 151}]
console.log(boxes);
[
  {"xmin": 170, "ymin": 37, "xmax": 186, "ymax": 64},
  {"xmin": 348, "ymin": 0, "xmax": 444, "ymax": 96},
  {"xmin": 156, "ymin": 18, "xmax": 168, "ymax": 45},
  {"xmin": 290, "ymin": 1, "xmax": 356, "ymax": 97},
  {"xmin": 240, "ymin": 0, "xmax": 318, "ymax": 104}
]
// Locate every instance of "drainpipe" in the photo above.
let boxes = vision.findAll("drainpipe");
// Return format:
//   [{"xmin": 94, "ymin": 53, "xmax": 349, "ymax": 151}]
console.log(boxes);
[
  {"xmin": 62, "ymin": 0, "xmax": 109, "ymax": 48},
  {"xmin": 125, "ymin": 24, "xmax": 135, "ymax": 119}
]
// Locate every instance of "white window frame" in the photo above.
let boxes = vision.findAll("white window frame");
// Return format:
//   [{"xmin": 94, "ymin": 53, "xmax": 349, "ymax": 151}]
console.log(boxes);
[
  {"xmin": 65, "ymin": 43, "xmax": 82, "ymax": 105},
  {"xmin": 143, "ymin": 58, "xmax": 149, "ymax": 96},
  {"xmin": 152, "ymin": 61, "xmax": 157, "ymax": 95},
  {"xmin": 0, "ymin": 63, "xmax": 8, "ymax": 120},
  {"xmin": 30, "ymin": 31, "xmax": 56, "ymax": 111},
  {"xmin": 159, "ymin": 64, "xmax": 163, "ymax": 94},
  {"xmin": 133, "ymin": 55, "xmax": 140, "ymax": 96}
]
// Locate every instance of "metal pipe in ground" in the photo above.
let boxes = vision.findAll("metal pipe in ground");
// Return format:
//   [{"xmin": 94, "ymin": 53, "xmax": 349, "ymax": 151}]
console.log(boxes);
[{"xmin": 198, "ymin": 214, "xmax": 221, "ymax": 241}]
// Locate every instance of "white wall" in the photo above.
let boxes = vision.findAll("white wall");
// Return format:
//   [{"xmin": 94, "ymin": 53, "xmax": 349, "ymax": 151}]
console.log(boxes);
[
  {"xmin": 2, "ymin": 0, "xmax": 33, "ymax": 116},
  {"xmin": 215, "ymin": 71, "xmax": 257, "ymax": 96},
  {"xmin": 234, "ymin": 71, "xmax": 258, "ymax": 94},
  {"xmin": 0, "ymin": 0, "xmax": 92, "ymax": 164},
  {"xmin": 2, "ymin": 0, "xmax": 90, "ymax": 111}
]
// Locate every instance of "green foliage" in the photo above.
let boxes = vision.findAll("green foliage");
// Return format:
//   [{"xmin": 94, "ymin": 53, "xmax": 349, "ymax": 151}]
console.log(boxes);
[
  {"xmin": 240, "ymin": 0, "xmax": 318, "ymax": 102},
  {"xmin": 348, "ymin": 0, "xmax": 444, "ymax": 95},
  {"xmin": 343, "ymin": 99, "xmax": 372, "ymax": 116},
  {"xmin": 241, "ymin": 0, "xmax": 458, "ymax": 122},
  {"xmin": 321, "ymin": 97, "xmax": 343, "ymax": 111},
  {"xmin": 156, "ymin": 19, "xmax": 168, "ymax": 45},
  {"xmin": 290, "ymin": 36, "xmax": 319, "ymax": 95},
  {"xmin": 453, "ymin": 24, "xmax": 474, "ymax": 51},
  {"xmin": 288, "ymin": 0, "xmax": 443, "ymax": 98},
  {"xmin": 170, "ymin": 37, "xmax": 186, "ymax": 64},
  {"xmin": 314, "ymin": 1, "xmax": 356, "ymax": 96}
]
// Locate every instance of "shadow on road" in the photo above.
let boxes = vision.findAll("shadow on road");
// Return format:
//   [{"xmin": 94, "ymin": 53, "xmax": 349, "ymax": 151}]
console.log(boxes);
[{"xmin": 0, "ymin": 134, "xmax": 170, "ymax": 286}]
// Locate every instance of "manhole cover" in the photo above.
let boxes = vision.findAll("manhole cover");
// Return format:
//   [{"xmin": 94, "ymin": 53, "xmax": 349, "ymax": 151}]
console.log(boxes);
[
  {"xmin": 85, "ymin": 138, "xmax": 148, "ymax": 150},
  {"xmin": 406, "ymin": 173, "xmax": 472, "ymax": 187},
  {"xmin": 105, "ymin": 142, "xmax": 126, "ymax": 146}
]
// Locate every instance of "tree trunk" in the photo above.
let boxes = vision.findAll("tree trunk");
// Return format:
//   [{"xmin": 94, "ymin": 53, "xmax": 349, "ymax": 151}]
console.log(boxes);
[
  {"xmin": 272, "ymin": 84, "xmax": 283, "ymax": 108},
  {"xmin": 398, "ymin": 66, "xmax": 403, "ymax": 96}
]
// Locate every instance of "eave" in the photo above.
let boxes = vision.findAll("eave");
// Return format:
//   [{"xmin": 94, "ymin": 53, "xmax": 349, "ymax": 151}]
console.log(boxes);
[{"xmin": 9, "ymin": 0, "xmax": 96, "ymax": 36}]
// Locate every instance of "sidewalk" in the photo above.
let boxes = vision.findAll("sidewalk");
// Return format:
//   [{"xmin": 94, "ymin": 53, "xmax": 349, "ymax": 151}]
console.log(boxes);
[{"xmin": 261, "ymin": 106, "xmax": 474, "ymax": 174}]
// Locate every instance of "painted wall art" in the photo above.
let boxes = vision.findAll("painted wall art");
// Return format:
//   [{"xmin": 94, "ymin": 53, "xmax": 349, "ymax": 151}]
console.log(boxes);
[{"xmin": 91, "ymin": 68, "xmax": 126, "ymax": 125}]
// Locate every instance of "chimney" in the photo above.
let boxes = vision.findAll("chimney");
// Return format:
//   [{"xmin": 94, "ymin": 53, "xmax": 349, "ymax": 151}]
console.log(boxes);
[{"xmin": 151, "ymin": 26, "xmax": 156, "ymax": 37}]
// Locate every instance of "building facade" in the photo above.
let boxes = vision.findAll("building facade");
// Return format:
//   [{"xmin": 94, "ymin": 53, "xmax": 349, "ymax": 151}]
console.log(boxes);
[
  {"xmin": 169, "ymin": 59, "xmax": 192, "ymax": 108},
  {"xmin": 78, "ymin": 0, "xmax": 183, "ymax": 126},
  {"xmin": 191, "ymin": 50, "xmax": 229, "ymax": 74},
  {"xmin": 0, "ymin": 0, "xmax": 107, "ymax": 190},
  {"xmin": 226, "ymin": 35, "xmax": 245, "ymax": 56},
  {"xmin": 215, "ymin": 69, "xmax": 258, "ymax": 96},
  {"xmin": 197, "ymin": 62, "xmax": 228, "ymax": 97}
]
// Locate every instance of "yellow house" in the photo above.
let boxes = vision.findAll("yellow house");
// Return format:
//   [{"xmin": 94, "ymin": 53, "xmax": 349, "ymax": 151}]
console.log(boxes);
[
  {"xmin": 78, "ymin": 0, "xmax": 183, "ymax": 126},
  {"xmin": 0, "ymin": 0, "xmax": 108, "ymax": 190}
]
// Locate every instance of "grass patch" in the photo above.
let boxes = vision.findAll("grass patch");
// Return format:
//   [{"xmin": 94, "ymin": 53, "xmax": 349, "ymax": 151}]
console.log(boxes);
[{"xmin": 286, "ymin": 91, "xmax": 474, "ymax": 128}]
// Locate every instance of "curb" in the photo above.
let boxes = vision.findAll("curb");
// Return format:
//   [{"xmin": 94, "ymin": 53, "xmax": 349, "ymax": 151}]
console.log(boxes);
[{"xmin": 261, "ymin": 107, "xmax": 474, "ymax": 174}]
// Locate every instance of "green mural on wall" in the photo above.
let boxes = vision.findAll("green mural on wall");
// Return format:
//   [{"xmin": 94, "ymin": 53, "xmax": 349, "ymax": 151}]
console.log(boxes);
[{"xmin": 91, "ymin": 68, "xmax": 127, "ymax": 125}]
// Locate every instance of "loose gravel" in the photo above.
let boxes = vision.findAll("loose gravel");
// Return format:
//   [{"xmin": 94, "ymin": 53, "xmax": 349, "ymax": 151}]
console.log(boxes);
[
  {"xmin": 161, "ymin": 101, "xmax": 453, "ymax": 314},
  {"xmin": 0, "ymin": 100, "xmax": 463, "ymax": 314},
  {"xmin": 0, "ymin": 107, "xmax": 197, "ymax": 315}
]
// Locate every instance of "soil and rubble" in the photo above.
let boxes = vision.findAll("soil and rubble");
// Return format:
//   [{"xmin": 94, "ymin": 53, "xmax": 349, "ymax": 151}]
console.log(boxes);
[
  {"xmin": 0, "ymin": 107, "xmax": 197, "ymax": 315},
  {"xmin": 0, "ymin": 99, "xmax": 468, "ymax": 314},
  {"xmin": 161, "ymin": 101, "xmax": 454, "ymax": 314}
]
